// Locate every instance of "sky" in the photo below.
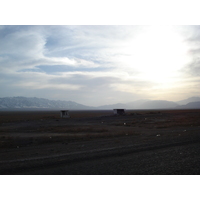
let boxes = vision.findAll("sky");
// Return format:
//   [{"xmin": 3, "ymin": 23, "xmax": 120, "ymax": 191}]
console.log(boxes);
[{"xmin": 1, "ymin": 25, "xmax": 200, "ymax": 106}]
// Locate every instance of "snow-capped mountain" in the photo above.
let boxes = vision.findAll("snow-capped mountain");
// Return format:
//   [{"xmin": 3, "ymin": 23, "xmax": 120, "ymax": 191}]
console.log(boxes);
[{"xmin": 0, "ymin": 97, "xmax": 94, "ymax": 110}]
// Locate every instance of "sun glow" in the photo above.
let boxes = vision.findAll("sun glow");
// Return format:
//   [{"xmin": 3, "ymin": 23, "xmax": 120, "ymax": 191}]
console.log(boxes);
[{"xmin": 121, "ymin": 26, "xmax": 190, "ymax": 84}]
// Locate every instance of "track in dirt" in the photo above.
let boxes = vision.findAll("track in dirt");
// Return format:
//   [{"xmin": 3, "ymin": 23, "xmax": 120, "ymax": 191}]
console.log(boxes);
[{"xmin": 1, "ymin": 136, "xmax": 200, "ymax": 175}]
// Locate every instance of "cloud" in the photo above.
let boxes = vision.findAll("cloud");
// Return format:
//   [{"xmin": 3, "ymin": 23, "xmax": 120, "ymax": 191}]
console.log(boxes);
[
  {"xmin": 1, "ymin": 25, "xmax": 200, "ymax": 105},
  {"xmin": 0, "ymin": 26, "xmax": 99, "ymax": 71},
  {"xmin": 176, "ymin": 26, "xmax": 200, "ymax": 78}
]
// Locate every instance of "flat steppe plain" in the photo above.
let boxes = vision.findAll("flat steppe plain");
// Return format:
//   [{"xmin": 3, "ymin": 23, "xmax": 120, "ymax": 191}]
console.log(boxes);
[{"xmin": 0, "ymin": 109, "xmax": 200, "ymax": 175}]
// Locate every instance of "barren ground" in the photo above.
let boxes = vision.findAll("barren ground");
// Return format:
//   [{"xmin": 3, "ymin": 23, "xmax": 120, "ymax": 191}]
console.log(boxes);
[{"xmin": 0, "ymin": 109, "xmax": 200, "ymax": 175}]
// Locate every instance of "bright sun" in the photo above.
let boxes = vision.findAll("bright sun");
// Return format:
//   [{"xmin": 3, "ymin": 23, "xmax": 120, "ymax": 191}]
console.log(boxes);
[{"xmin": 123, "ymin": 26, "xmax": 190, "ymax": 84}]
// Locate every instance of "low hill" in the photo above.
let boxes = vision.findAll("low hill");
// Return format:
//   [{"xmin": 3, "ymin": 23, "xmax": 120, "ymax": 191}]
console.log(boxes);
[
  {"xmin": 139, "ymin": 100, "xmax": 179, "ymax": 109},
  {"xmin": 96, "ymin": 99, "xmax": 178, "ymax": 110},
  {"xmin": 97, "ymin": 103, "xmax": 127, "ymax": 110},
  {"xmin": 176, "ymin": 101, "xmax": 200, "ymax": 109},
  {"xmin": 176, "ymin": 97, "xmax": 200, "ymax": 105}
]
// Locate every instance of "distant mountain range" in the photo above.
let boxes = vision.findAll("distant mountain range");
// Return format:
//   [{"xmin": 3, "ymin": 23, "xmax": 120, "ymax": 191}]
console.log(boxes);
[
  {"xmin": 1, "ymin": 96, "xmax": 200, "ymax": 110},
  {"xmin": 0, "ymin": 97, "xmax": 94, "ymax": 110}
]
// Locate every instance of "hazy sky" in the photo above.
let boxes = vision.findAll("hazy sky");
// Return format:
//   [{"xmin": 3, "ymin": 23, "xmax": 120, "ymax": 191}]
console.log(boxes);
[{"xmin": 0, "ymin": 25, "xmax": 200, "ymax": 106}]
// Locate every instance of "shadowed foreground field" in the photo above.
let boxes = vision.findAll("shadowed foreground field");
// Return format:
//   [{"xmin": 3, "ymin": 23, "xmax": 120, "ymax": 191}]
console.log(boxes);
[{"xmin": 0, "ymin": 109, "xmax": 200, "ymax": 175}]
